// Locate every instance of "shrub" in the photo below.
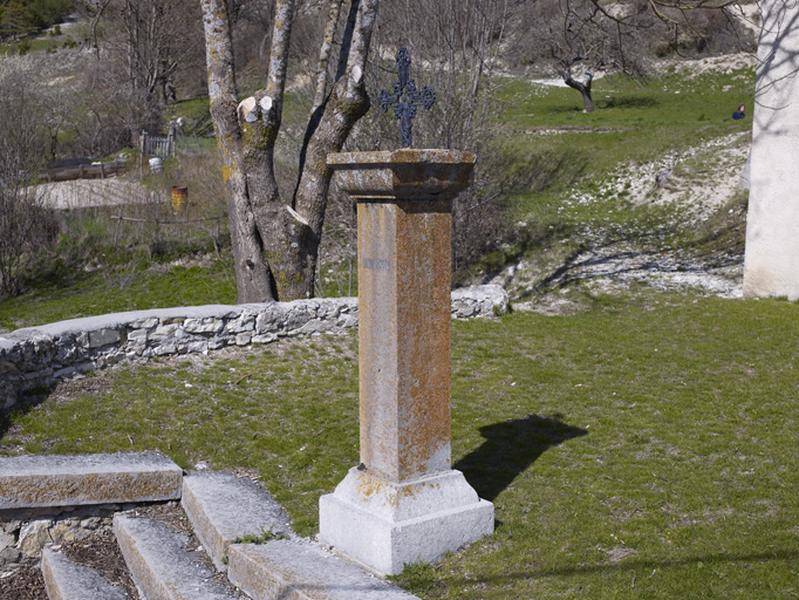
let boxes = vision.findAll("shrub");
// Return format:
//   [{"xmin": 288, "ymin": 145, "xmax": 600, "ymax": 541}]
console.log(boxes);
[{"xmin": 0, "ymin": 69, "xmax": 58, "ymax": 296}]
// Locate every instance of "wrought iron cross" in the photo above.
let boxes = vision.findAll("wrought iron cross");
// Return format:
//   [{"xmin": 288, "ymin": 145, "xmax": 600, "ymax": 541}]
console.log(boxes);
[{"xmin": 378, "ymin": 48, "xmax": 436, "ymax": 147}]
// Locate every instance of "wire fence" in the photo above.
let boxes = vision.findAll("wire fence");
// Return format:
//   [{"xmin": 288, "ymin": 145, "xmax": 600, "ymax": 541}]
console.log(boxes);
[{"xmin": 108, "ymin": 210, "xmax": 227, "ymax": 256}]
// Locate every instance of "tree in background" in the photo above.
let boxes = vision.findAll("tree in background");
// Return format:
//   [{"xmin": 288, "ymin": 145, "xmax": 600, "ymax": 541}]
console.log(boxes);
[
  {"xmin": 200, "ymin": 0, "xmax": 379, "ymax": 303},
  {"xmin": 99, "ymin": 0, "xmax": 205, "ymax": 139},
  {"xmin": 0, "ymin": 0, "xmax": 74, "ymax": 40},
  {"xmin": 0, "ymin": 70, "xmax": 57, "ymax": 296},
  {"xmin": 516, "ymin": 0, "xmax": 751, "ymax": 113}
]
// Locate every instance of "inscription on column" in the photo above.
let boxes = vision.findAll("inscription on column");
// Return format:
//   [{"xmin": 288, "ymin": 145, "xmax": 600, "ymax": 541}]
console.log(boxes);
[{"xmin": 361, "ymin": 258, "xmax": 390, "ymax": 271}]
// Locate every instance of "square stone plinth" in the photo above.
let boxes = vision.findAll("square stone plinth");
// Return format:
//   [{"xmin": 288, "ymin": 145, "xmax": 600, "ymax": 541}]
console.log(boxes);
[{"xmin": 319, "ymin": 468, "xmax": 494, "ymax": 575}]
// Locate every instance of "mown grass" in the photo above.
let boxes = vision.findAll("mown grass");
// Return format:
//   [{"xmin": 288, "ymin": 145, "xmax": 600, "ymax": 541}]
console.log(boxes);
[
  {"xmin": 497, "ymin": 68, "xmax": 753, "ymax": 186},
  {"xmin": 2, "ymin": 292, "xmax": 797, "ymax": 599},
  {"xmin": 0, "ymin": 261, "xmax": 236, "ymax": 331}
]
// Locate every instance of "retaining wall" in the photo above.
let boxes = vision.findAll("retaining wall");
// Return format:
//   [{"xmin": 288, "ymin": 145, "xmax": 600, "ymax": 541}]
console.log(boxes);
[{"xmin": 0, "ymin": 285, "xmax": 508, "ymax": 410}]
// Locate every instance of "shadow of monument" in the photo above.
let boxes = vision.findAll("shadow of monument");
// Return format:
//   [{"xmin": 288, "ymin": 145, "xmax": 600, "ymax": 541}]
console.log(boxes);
[{"xmin": 454, "ymin": 414, "xmax": 588, "ymax": 502}]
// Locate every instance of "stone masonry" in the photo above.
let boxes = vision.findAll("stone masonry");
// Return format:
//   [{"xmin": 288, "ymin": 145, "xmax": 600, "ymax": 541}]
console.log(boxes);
[{"xmin": 0, "ymin": 286, "xmax": 508, "ymax": 411}]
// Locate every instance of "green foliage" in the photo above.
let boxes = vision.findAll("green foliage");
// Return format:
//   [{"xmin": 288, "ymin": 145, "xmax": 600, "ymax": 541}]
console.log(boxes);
[
  {"xmin": 0, "ymin": 0, "xmax": 73, "ymax": 38},
  {"xmin": 3, "ymin": 294, "xmax": 799, "ymax": 598}
]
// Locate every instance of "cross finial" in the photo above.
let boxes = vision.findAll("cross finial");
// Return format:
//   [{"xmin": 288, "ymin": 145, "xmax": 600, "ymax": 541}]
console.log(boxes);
[{"xmin": 378, "ymin": 48, "xmax": 436, "ymax": 147}]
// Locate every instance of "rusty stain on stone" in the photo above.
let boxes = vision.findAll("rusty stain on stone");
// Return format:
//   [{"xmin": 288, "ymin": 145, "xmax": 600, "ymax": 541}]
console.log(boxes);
[
  {"xmin": 356, "ymin": 472, "xmax": 385, "ymax": 499},
  {"xmin": 329, "ymin": 150, "xmax": 474, "ymax": 486}
]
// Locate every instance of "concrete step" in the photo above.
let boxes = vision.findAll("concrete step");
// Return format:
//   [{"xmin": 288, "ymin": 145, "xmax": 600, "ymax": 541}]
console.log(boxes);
[
  {"xmin": 227, "ymin": 540, "xmax": 419, "ymax": 600},
  {"xmin": 181, "ymin": 472, "xmax": 293, "ymax": 571},
  {"xmin": 0, "ymin": 452, "xmax": 182, "ymax": 510},
  {"xmin": 41, "ymin": 547, "xmax": 130, "ymax": 600},
  {"xmin": 113, "ymin": 514, "xmax": 239, "ymax": 600}
]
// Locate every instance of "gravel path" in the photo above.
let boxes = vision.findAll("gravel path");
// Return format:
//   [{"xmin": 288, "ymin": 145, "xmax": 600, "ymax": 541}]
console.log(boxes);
[{"xmin": 31, "ymin": 178, "xmax": 156, "ymax": 210}]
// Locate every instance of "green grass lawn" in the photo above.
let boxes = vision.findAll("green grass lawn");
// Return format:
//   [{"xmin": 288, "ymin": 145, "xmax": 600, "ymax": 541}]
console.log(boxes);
[
  {"xmin": 2, "ymin": 292, "xmax": 797, "ymax": 598},
  {"xmin": 0, "ymin": 261, "xmax": 236, "ymax": 332},
  {"xmin": 497, "ymin": 68, "xmax": 753, "ymax": 183}
]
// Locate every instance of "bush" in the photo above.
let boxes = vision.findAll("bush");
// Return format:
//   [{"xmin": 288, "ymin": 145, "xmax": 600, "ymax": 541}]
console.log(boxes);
[{"xmin": 0, "ymin": 69, "xmax": 58, "ymax": 296}]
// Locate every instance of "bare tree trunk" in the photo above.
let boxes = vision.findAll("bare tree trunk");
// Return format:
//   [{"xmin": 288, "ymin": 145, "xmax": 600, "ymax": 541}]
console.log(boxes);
[
  {"xmin": 564, "ymin": 69, "xmax": 594, "ymax": 113},
  {"xmin": 200, "ymin": 0, "xmax": 380, "ymax": 302},
  {"xmin": 292, "ymin": 0, "xmax": 378, "ymax": 295},
  {"xmin": 246, "ymin": 0, "xmax": 317, "ymax": 301},
  {"xmin": 201, "ymin": 0, "xmax": 275, "ymax": 302},
  {"xmin": 312, "ymin": 0, "xmax": 344, "ymax": 114}
]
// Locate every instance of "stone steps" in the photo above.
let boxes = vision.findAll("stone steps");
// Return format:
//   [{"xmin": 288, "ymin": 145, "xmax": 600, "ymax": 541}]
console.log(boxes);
[
  {"xmin": 1, "ymin": 454, "xmax": 421, "ymax": 600},
  {"xmin": 181, "ymin": 472, "xmax": 293, "ymax": 571},
  {"xmin": 0, "ymin": 452, "xmax": 182, "ymax": 510},
  {"xmin": 227, "ymin": 540, "xmax": 418, "ymax": 600},
  {"xmin": 41, "ymin": 547, "xmax": 130, "ymax": 600},
  {"xmin": 113, "ymin": 515, "xmax": 240, "ymax": 600}
]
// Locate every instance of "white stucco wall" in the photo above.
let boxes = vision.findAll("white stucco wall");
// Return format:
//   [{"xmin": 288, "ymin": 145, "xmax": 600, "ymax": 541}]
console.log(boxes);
[{"xmin": 744, "ymin": 1, "xmax": 799, "ymax": 299}]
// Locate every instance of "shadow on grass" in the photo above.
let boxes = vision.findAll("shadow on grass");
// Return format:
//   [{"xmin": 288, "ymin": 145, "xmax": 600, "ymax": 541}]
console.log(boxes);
[
  {"xmin": 600, "ymin": 96, "xmax": 659, "ymax": 109},
  {"xmin": 454, "ymin": 414, "xmax": 587, "ymax": 502},
  {"xmin": 0, "ymin": 389, "xmax": 50, "ymax": 442},
  {"xmin": 438, "ymin": 549, "xmax": 799, "ymax": 585}
]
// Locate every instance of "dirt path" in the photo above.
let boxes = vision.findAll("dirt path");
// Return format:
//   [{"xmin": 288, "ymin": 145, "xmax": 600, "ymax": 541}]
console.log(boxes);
[{"xmin": 32, "ymin": 178, "xmax": 156, "ymax": 210}]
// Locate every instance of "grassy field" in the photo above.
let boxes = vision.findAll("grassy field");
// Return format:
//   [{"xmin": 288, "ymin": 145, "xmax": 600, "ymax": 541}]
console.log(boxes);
[
  {"xmin": 497, "ymin": 68, "xmax": 753, "ymax": 183},
  {"xmin": 0, "ymin": 262, "xmax": 236, "ymax": 332},
  {"xmin": 0, "ymin": 67, "xmax": 755, "ymax": 329},
  {"xmin": 2, "ymin": 292, "xmax": 797, "ymax": 599},
  {"xmin": 457, "ymin": 66, "xmax": 755, "ymax": 286}
]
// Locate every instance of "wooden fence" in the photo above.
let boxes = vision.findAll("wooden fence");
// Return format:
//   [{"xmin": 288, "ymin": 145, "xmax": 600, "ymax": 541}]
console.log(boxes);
[
  {"xmin": 42, "ymin": 159, "xmax": 127, "ymax": 183},
  {"xmin": 139, "ymin": 130, "xmax": 176, "ymax": 160}
]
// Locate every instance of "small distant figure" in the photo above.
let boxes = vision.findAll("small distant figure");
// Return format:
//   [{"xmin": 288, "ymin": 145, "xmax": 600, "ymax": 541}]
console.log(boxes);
[
  {"xmin": 656, "ymin": 168, "xmax": 672, "ymax": 187},
  {"xmin": 732, "ymin": 103, "xmax": 746, "ymax": 120}
]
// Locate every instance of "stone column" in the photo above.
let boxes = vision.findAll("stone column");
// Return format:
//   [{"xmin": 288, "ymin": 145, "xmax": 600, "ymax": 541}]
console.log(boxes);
[
  {"xmin": 319, "ymin": 149, "xmax": 494, "ymax": 576},
  {"xmin": 743, "ymin": 0, "xmax": 799, "ymax": 299}
]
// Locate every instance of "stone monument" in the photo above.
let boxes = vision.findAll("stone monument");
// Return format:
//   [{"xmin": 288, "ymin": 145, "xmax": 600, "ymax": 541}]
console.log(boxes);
[
  {"xmin": 319, "ymin": 49, "xmax": 493, "ymax": 576},
  {"xmin": 743, "ymin": 0, "xmax": 799, "ymax": 299}
]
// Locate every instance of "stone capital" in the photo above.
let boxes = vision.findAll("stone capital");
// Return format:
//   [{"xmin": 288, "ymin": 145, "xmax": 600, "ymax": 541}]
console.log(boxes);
[{"xmin": 327, "ymin": 149, "xmax": 476, "ymax": 202}]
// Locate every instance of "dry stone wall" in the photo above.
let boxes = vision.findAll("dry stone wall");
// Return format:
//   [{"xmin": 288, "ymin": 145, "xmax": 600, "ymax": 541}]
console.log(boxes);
[{"xmin": 0, "ymin": 285, "xmax": 508, "ymax": 410}]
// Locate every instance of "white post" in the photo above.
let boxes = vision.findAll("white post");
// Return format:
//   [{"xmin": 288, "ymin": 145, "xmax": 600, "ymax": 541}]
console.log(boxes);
[{"xmin": 743, "ymin": 1, "xmax": 799, "ymax": 299}]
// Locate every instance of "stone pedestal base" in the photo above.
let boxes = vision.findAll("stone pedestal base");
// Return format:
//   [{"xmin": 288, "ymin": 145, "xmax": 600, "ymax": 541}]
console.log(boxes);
[{"xmin": 319, "ymin": 468, "xmax": 493, "ymax": 575}]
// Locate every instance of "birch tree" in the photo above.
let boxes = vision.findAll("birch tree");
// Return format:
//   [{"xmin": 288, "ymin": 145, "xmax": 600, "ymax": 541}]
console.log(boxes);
[{"xmin": 200, "ymin": 0, "xmax": 379, "ymax": 302}]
